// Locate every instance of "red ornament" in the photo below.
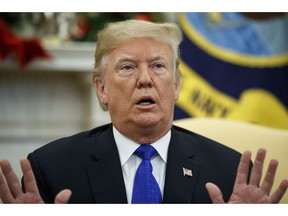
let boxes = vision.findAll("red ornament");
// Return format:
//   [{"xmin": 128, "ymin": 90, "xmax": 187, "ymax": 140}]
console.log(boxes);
[{"xmin": 0, "ymin": 18, "xmax": 52, "ymax": 68}]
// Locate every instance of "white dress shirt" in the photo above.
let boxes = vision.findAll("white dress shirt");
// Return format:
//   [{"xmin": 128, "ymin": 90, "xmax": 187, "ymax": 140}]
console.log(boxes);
[{"xmin": 113, "ymin": 126, "xmax": 170, "ymax": 204}]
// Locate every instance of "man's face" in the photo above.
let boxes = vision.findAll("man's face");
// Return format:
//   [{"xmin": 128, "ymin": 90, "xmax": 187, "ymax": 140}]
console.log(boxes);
[{"xmin": 95, "ymin": 37, "xmax": 180, "ymax": 134}]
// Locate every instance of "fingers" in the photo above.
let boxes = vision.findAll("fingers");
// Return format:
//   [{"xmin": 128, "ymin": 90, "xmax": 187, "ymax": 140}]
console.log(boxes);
[
  {"xmin": 271, "ymin": 179, "xmax": 288, "ymax": 203},
  {"xmin": 249, "ymin": 148, "xmax": 266, "ymax": 186},
  {"xmin": 249, "ymin": 149, "xmax": 285, "ymax": 198},
  {"xmin": 20, "ymin": 159, "xmax": 41, "ymax": 195},
  {"xmin": 54, "ymin": 189, "xmax": 72, "ymax": 204},
  {"xmin": 260, "ymin": 159, "xmax": 278, "ymax": 194},
  {"xmin": 205, "ymin": 182, "xmax": 225, "ymax": 204},
  {"xmin": 0, "ymin": 160, "xmax": 22, "ymax": 203},
  {"xmin": 233, "ymin": 150, "xmax": 252, "ymax": 187},
  {"xmin": 0, "ymin": 162, "xmax": 14, "ymax": 203},
  {"xmin": 237, "ymin": 148, "xmax": 287, "ymax": 203}
]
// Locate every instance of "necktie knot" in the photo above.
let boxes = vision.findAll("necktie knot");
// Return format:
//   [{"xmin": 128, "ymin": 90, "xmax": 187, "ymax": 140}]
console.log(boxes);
[{"xmin": 134, "ymin": 144, "xmax": 157, "ymax": 160}]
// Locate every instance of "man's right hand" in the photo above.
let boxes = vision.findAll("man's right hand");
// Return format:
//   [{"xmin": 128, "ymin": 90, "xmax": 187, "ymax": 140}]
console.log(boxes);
[{"xmin": 0, "ymin": 159, "xmax": 71, "ymax": 204}]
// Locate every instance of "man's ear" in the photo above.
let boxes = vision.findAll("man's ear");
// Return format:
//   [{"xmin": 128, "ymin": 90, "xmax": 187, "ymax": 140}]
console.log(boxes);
[
  {"xmin": 174, "ymin": 79, "xmax": 181, "ymax": 101},
  {"xmin": 93, "ymin": 77, "xmax": 108, "ymax": 107}
]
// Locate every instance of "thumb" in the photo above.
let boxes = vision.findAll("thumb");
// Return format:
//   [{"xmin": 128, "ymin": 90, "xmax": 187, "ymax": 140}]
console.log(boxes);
[
  {"xmin": 205, "ymin": 182, "xmax": 225, "ymax": 204},
  {"xmin": 54, "ymin": 189, "xmax": 72, "ymax": 204}
]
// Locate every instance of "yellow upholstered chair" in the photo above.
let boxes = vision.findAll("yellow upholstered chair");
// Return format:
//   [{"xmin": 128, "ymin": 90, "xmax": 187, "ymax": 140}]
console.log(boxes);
[{"xmin": 174, "ymin": 117, "xmax": 288, "ymax": 203}]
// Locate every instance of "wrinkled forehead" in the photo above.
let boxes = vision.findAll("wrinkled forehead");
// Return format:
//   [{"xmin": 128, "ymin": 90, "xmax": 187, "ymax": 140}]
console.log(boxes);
[
  {"xmin": 106, "ymin": 37, "xmax": 175, "ymax": 63},
  {"xmin": 114, "ymin": 54, "xmax": 171, "ymax": 64}
]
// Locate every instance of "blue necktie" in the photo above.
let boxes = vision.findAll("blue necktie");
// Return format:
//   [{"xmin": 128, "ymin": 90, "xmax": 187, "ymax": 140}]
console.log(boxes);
[{"xmin": 132, "ymin": 144, "xmax": 162, "ymax": 204}]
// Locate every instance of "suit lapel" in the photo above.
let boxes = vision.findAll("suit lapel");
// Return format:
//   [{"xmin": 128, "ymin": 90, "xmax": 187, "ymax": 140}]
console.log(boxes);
[
  {"xmin": 83, "ymin": 124, "xmax": 200, "ymax": 203},
  {"xmin": 163, "ymin": 126, "xmax": 200, "ymax": 203},
  {"xmin": 86, "ymin": 124, "xmax": 128, "ymax": 203}
]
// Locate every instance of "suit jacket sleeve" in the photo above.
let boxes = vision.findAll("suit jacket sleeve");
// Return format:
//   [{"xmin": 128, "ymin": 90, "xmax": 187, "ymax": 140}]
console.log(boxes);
[{"xmin": 23, "ymin": 124, "xmax": 127, "ymax": 203}]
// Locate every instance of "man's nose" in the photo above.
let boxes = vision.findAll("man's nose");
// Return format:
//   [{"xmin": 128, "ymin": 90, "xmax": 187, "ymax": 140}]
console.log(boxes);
[{"xmin": 136, "ymin": 66, "xmax": 153, "ymax": 88}]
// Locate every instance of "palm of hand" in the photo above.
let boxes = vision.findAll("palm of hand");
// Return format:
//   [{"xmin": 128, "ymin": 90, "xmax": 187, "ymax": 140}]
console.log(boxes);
[
  {"xmin": 12, "ymin": 193, "xmax": 44, "ymax": 204},
  {"xmin": 229, "ymin": 184, "xmax": 271, "ymax": 204},
  {"xmin": 0, "ymin": 159, "xmax": 71, "ymax": 204},
  {"xmin": 206, "ymin": 149, "xmax": 288, "ymax": 204}
]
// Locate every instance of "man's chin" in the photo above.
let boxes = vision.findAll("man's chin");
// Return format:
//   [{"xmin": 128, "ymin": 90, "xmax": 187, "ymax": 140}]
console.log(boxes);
[{"xmin": 133, "ymin": 114, "xmax": 170, "ymax": 129}]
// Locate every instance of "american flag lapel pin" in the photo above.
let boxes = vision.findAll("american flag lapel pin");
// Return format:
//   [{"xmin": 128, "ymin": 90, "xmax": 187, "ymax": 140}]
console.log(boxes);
[{"xmin": 183, "ymin": 167, "xmax": 193, "ymax": 177}]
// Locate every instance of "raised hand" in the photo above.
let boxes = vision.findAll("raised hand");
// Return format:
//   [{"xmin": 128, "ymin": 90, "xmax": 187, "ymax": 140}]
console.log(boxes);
[
  {"xmin": 206, "ymin": 148, "xmax": 288, "ymax": 204},
  {"xmin": 0, "ymin": 159, "xmax": 71, "ymax": 204}
]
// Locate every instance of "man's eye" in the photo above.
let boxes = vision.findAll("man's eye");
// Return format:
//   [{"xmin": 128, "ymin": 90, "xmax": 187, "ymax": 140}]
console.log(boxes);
[
  {"xmin": 119, "ymin": 64, "xmax": 135, "ymax": 76},
  {"xmin": 154, "ymin": 63, "xmax": 164, "ymax": 69},
  {"xmin": 121, "ymin": 65, "xmax": 134, "ymax": 70},
  {"xmin": 152, "ymin": 63, "xmax": 166, "ymax": 74}
]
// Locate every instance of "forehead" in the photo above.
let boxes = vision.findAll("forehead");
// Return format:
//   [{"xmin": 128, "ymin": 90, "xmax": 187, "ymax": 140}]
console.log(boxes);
[{"xmin": 109, "ymin": 37, "xmax": 174, "ymax": 61}]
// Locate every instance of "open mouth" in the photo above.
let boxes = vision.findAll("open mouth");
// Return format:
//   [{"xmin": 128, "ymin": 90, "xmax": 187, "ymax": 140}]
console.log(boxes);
[{"xmin": 137, "ymin": 98, "xmax": 155, "ymax": 105}]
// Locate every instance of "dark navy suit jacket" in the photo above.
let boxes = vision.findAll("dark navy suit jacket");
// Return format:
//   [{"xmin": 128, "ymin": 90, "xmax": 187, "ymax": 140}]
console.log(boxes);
[{"xmin": 25, "ymin": 124, "xmax": 245, "ymax": 203}]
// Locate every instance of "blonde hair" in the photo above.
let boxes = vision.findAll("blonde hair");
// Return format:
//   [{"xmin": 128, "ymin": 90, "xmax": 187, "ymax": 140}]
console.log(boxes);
[{"xmin": 93, "ymin": 19, "xmax": 183, "ymax": 110}]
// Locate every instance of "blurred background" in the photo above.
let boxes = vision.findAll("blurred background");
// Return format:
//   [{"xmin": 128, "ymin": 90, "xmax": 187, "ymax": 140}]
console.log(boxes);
[{"xmin": 0, "ymin": 12, "xmax": 287, "ymax": 180}]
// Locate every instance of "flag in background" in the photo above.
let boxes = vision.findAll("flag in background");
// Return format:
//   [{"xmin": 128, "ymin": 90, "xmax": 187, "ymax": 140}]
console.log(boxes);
[{"xmin": 174, "ymin": 12, "xmax": 288, "ymax": 130}]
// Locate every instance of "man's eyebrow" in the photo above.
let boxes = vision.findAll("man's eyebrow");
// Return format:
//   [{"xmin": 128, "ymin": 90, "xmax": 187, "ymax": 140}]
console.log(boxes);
[
  {"xmin": 115, "ymin": 55, "xmax": 136, "ymax": 64},
  {"xmin": 148, "ymin": 55, "xmax": 169, "ymax": 63},
  {"xmin": 114, "ymin": 54, "xmax": 169, "ymax": 64}
]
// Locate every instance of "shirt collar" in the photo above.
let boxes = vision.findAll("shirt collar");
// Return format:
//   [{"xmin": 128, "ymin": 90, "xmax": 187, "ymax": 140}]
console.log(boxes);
[{"xmin": 113, "ymin": 126, "xmax": 171, "ymax": 166}]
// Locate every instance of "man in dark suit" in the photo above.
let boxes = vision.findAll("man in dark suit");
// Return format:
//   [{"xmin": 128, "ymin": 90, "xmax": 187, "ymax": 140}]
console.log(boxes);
[{"xmin": 0, "ymin": 19, "xmax": 287, "ymax": 204}]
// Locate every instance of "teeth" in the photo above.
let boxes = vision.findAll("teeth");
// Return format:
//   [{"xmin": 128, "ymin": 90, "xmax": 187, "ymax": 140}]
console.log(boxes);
[
  {"xmin": 137, "ymin": 98, "xmax": 155, "ymax": 105},
  {"xmin": 138, "ymin": 99, "xmax": 155, "ymax": 105},
  {"xmin": 140, "ymin": 101, "xmax": 151, "ymax": 105}
]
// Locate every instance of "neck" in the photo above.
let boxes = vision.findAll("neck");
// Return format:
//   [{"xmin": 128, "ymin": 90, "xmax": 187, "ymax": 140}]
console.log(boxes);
[{"xmin": 113, "ymin": 122, "xmax": 172, "ymax": 144}]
